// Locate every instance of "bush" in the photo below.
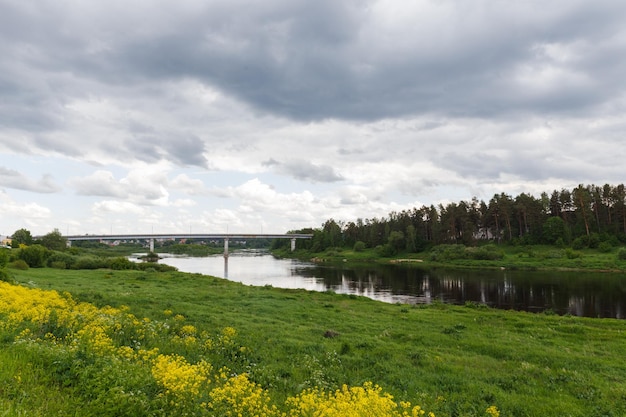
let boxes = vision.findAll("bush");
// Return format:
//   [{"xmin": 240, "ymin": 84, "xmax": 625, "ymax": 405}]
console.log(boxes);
[
  {"xmin": 543, "ymin": 250, "xmax": 564, "ymax": 259},
  {"xmin": 565, "ymin": 248, "xmax": 582, "ymax": 259},
  {"xmin": 0, "ymin": 269, "xmax": 14, "ymax": 283},
  {"xmin": 47, "ymin": 252, "xmax": 77, "ymax": 269},
  {"xmin": 353, "ymin": 241, "xmax": 366, "ymax": 252},
  {"xmin": 429, "ymin": 244, "xmax": 467, "ymax": 261},
  {"xmin": 0, "ymin": 249, "xmax": 9, "ymax": 268},
  {"xmin": 376, "ymin": 244, "xmax": 396, "ymax": 257},
  {"xmin": 588, "ymin": 233, "xmax": 600, "ymax": 249},
  {"xmin": 466, "ymin": 245, "xmax": 504, "ymax": 261},
  {"xmin": 9, "ymin": 259, "xmax": 29, "ymax": 270},
  {"xmin": 598, "ymin": 242, "xmax": 613, "ymax": 253},
  {"xmin": 18, "ymin": 244, "xmax": 49, "ymax": 268},
  {"xmin": 71, "ymin": 256, "xmax": 108, "ymax": 270},
  {"xmin": 136, "ymin": 262, "xmax": 177, "ymax": 272},
  {"xmin": 617, "ymin": 248, "xmax": 626, "ymax": 261},
  {"xmin": 50, "ymin": 261, "xmax": 67, "ymax": 269},
  {"xmin": 571, "ymin": 237, "xmax": 586, "ymax": 250},
  {"xmin": 107, "ymin": 257, "xmax": 138, "ymax": 270}
]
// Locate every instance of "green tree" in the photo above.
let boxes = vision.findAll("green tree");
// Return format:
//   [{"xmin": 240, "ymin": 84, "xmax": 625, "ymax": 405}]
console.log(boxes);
[
  {"xmin": 614, "ymin": 184, "xmax": 626, "ymax": 235},
  {"xmin": 11, "ymin": 228, "xmax": 33, "ymax": 246},
  {"xmin": 387, "ymin": 231, "xmax": 405, "ymax": 253},
  {"xmin": 406, "ymin": 225, "xmax": 417, "ymax": 253},
  {"xmin": 322, "ymin": 219, "xmax": 343, "ymax": 249},
  {"xmin": 40, "ymin": 229, "xmax": 68, "ymax": 251},
  {"xmin": 543, "ymin": 217, "xmax": 566, "ymax": 244},
  {"xmin": 573, "ymin": 184, "xmax": 592, "ymax": 237}
]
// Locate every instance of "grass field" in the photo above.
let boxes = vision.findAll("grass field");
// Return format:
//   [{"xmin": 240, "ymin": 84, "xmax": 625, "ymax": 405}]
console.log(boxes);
[{"xmin": 2, "ymin": 266, "xmax": 626, "ymax": 416}]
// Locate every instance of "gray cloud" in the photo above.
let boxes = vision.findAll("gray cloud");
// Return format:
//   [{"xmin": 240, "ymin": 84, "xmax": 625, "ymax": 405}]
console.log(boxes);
[
  {"xmin": 3, "ymin": 0, "xmax": 625, "ymax": 126},
  {"xmin": 0, "ymin": 167, "xmax": 60, "ymax": 193},
  {"xmin": 263, "ymin": 158, "xmax": 343, "ymax": 183},
  {"xmin": 162, "ymin": 135, "xmax": 209, "ymax": 168}
]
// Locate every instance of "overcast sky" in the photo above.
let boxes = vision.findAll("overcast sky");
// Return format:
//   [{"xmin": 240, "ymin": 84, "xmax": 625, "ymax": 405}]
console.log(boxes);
[{"xmin": 1, "ymin": 0, "xmax": 626, "ymax": 236}]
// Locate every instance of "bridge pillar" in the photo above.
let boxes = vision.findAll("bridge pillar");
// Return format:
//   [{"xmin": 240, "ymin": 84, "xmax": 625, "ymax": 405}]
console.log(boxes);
[
  {"xmin": 224, "ymin": 237, "xmax": 229, "ymax": 258},
  {"xmin": 291, "ymin": 238, "xmax": 296, "ymax": 252},
  {"xmin": 149, "ymin": 238, "xmax": 154, "ymax": 252}
]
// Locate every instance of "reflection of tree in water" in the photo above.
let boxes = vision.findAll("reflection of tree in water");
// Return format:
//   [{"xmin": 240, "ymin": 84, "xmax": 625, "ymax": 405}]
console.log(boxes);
[{"xmin": 294, "ymin": 264, "xmax": 626, "ymax": 318}]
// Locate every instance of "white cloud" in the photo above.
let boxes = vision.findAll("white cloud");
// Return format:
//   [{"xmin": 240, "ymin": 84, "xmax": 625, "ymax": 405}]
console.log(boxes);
[
  {"xmin": 71, "ymin": 170, "xmax": 128, "ymax": 198},
  {"xmin": 170, "ymin": 174, "xmax": 208, "ymax": 195},
  {"xmin": 1, "ymin": 0, "xmax": 626, "ymax": 235},
  {"xmin": 92, "ymin": 200, "xmax": 146, "ymax": 215}
]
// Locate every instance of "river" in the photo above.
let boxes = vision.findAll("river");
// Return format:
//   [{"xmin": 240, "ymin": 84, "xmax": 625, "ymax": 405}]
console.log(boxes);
[{"xmin": 140, "ymin": 251, "xmax": 626, "ymax": 319}]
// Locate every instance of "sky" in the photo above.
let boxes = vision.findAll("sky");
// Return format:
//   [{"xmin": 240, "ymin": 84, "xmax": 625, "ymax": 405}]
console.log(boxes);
[{"xmin": 1, "ymin": 0, "xmax": 626, "ymax": 237}]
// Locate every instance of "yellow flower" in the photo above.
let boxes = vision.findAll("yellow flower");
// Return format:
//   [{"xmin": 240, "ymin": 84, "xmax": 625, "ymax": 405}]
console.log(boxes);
[
  {"xmin": 151, "ymin": 354, "xmax": 212, "ymax": 398},
  {"xmin": 208, "ymin": 373, "xmax": 279, "ymax": 417},
  {"xmin": 486, "ymin": 405, "xmax": 500, "ymax": 417}
]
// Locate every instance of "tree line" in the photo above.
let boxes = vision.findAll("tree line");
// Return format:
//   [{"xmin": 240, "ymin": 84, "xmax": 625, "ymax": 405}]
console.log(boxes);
[{"xmin": 282, "ymin": 184, "xmax": 626, "ymax": 254}]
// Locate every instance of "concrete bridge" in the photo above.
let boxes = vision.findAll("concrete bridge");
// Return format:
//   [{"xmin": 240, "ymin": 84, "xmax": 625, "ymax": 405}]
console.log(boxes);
[{"xmin": 64, "ymin": 233, "xmax": 313, "ymax": 257}]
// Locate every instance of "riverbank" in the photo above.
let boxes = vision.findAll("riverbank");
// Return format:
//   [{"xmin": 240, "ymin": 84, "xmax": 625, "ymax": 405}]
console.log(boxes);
[
  {"xmin": 274, "ymin": 244, "xmax": 626, "ymax": 272},
  {"xmin": 2, "ymin": 267, "xmax": 625, "ymax": 416}
]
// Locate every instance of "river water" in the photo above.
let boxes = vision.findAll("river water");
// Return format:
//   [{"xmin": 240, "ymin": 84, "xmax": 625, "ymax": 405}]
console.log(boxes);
[{"xmin": 144, "ymin": 251, "xmax": 626, "ymax": 319}]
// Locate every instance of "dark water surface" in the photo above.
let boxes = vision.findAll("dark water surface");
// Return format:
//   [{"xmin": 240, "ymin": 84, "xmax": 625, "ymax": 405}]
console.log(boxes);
[{"xmin": 150, "ymin": 251, "xmax": 626, "ymax": 319}]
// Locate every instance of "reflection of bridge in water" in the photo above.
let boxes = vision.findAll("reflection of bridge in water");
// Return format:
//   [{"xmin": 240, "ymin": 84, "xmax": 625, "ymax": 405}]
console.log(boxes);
[{"xmin": 64, "ymin": 233, "xmax": 313, "ymax": 258}]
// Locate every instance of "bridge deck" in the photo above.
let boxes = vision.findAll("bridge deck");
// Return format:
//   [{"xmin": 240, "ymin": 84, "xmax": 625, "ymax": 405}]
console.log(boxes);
[{"xmin": 63, "ymin": 233, "xmax": 313, "ymax": 241}]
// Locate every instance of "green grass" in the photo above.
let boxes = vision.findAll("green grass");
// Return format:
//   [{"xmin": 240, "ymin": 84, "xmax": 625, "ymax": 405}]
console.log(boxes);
[
  {"xmin": 4, "ymin": 267, "xmax": 626, "ymax": 416},
  {"xmin": 0, "ymin": 347, "xmax": 86, "ymax": 416}
]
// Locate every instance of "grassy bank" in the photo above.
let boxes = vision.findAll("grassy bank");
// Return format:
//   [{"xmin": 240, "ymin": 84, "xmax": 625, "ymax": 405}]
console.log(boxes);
[
  {"xmin": 276, "ymin": 244, "xmax": 626, "ymax": 272},
  {"xmin": 2, "ymin": 267, "xmax": 626, "ymax": 416}
]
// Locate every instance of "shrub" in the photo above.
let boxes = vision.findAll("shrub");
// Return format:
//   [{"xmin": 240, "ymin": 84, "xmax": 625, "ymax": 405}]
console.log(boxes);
[
  {"xmin": 429, "ymin": 244, "xmax": 467, "ymax": 261},
  {"xmin": 617, "ymin": 248, "xmax": 626, "ymax": 261},
  {"xmin": 598, "ymin": 242, "xmax": 613, "ymax": 253},
  {"xmin": 18, "ymin": 244, "xmax": 49, "ymax": 268},
  {"xmin": 136, "ymin": 262, "xmax": 177, "ymax": 272},
  {"xmin": 9, "ymin": 259, "xmax": 29, "ymax": 270},
  {"xmin": 0, "ymin": 249, "xmax": 9, "ymax": 268},
  {"xmin": 71, "ymin": 256, "xmax": 108, "ymax": 270},
  {"xmin": 46, "ymin": 252, "xmax": 76, "ymax": 269},
  {"xmin": 571, "ymin": 237, "xmax": 586, "ymax": 250},
  {"xmin": 588, "ymin": 233, "xmax": 601, "ymax": 249},
  {"xmin": 353, "ymin": 241, "xmax": 366, "ymax": 252},
  {"xmin": 466, "ymin": 245, "xmax": 504, "ymax": 261},
  {"xmin": 107, "ymin": 257, "xmax": 138, "ymax": 270},
  {"xmin": 376, "ymin": 244, "xmax": 396, "ymax": 257},
  {"xmin": 0, "ymin": 269, "xmax": 14, "ymax": 283},
  {"xmin": 565, "ymin": 248, "xmax": 582, "ymax": 259},
  {"xmin": 50, "ymin": 261, "xmax": 67, "ymax": 269},
  {"xmin": 543, "ymin": 250, "xmax": 564, "ymax": 259}
]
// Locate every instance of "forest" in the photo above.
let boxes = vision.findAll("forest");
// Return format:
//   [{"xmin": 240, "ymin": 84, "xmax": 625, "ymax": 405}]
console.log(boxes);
[{"xmin": 283, "ymin": 183, "xmax": 626, "ymax": 255}]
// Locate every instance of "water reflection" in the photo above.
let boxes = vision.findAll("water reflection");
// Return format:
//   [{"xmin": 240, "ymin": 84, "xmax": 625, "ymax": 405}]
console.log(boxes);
[{"xmin": 153, "ymin": 252, "xmax": 626, "ymax": 319}]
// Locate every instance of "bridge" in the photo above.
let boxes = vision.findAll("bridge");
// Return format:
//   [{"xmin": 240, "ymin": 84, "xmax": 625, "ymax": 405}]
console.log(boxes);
[{"xmin": 64, "ymin": 233, "xmax": 313, "ymax": 257}]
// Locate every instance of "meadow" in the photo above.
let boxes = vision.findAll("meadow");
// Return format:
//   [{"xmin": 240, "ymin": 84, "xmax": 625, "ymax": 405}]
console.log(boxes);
[{"xmin": 1, "ymin": 266, "xmax": 626, "ymax": 416}]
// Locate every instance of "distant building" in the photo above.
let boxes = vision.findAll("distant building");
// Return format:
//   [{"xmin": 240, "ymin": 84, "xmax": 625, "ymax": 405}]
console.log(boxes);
[{"xmin": 1, "ymin": 236, "xmax": 12, "ymax": 248}]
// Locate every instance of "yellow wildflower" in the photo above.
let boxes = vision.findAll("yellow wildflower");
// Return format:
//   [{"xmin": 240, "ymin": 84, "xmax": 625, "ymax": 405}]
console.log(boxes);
[{"xmin": 486, "ymin": 405, "xmax": 500, "ymax": 417}]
